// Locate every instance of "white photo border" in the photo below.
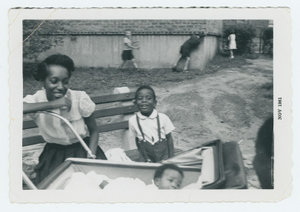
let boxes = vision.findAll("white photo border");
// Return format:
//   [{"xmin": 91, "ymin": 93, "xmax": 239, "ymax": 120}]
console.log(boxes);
[{"xmin": 9, "ymin": 8, "xmax": 292, "ymax": 203}]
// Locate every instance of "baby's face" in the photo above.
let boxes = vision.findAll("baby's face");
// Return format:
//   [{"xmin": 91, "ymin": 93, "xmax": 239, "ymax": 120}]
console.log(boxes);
[{"xmin": 155, "ymin": 169, "xmax": 183, "ymax": 189}]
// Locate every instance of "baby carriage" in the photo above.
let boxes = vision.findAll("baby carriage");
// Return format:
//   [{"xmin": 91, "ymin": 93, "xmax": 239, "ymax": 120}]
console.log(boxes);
[{"xmin": 23, "ymin": 112, "xmax": 247, "ymax": 190}]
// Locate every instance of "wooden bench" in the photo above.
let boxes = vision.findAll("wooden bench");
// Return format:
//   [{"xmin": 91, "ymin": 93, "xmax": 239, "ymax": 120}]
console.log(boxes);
[{"xmin": 22, "ymin": 90, "xmax": 182, "ymax": 162}]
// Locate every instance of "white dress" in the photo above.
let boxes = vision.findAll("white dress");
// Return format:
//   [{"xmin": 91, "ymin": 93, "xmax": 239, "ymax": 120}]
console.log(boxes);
[
  {"xmin": 228, "ymin": 34, "xmax": 237, "ymax": 50},
  {"xmin": 23, "ymin": 89, "xmax": 95, "ymax": 145}
]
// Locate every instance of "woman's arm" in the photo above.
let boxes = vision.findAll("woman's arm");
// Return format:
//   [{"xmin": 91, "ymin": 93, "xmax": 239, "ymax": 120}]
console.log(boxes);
[
  {"xmin": 23, "ymin": 97, "xmax": 72, "ymax": 114},
  {"xmin": 166, "ymin": 133, "xmax": 175, "ymax": 158},
  {"xmin": 84, "ymin": 113, "xmax": 99, "ymax": 157}
]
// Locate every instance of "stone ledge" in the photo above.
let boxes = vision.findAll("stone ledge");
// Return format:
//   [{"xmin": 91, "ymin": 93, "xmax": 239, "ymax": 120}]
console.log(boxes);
[{"xmin": 39, "ymin": 31, "xmax": 221, "ymax": 36}]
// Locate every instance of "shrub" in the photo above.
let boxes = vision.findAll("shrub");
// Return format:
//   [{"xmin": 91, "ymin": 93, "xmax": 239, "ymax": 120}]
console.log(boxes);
[
  {"xmin": 262, "ymin": 27, "xmax": 273, "ymax": 56},
  {"xmin": 23, "ymin": 20, "xmax": 64, "ymax": 62},
  {"xmin": 223, "ymin": 23, "xmax": 257, "ymax": 55}
]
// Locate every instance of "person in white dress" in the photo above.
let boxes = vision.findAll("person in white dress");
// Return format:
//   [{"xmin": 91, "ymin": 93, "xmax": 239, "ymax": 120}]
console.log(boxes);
[{"xmin": 228, "ymin": 30, "xmax": 237, "ymax": 59}]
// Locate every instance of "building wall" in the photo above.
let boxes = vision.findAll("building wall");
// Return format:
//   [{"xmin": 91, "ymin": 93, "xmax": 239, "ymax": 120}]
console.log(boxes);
[
  {"xmin": 29, "ymin": 20, "xmax": 208, "ymax": 34},
  {"xmin": 37, "ymin": 34, "xmax": 220, "ymax": 70},
  {"xmin": 206, "ymin": 20, "xmax": 223, "ymax": 35},
  {"xmin": 25, "ymin": 19, "xmax": 222, "ymax": 69}
]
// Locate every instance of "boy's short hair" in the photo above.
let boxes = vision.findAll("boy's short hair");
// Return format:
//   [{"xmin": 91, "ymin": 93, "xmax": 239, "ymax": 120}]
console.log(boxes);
[
  {"xmin": 135, "ymin": 85, "xmax": 156, "ymax": 101},
  {"xmin": 154, "ymin": 164, "xmax": 184, "ymax": 180}
]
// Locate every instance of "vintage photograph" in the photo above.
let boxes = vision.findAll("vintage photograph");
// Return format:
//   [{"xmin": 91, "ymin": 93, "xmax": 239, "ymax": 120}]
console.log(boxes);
[
  {"xmin": 22, "ymin": 19, "xmax": 273, "ymax": 189},
  {"xmin": 9, "ymin": 8, "xmax": 291, "ymax": 203}
]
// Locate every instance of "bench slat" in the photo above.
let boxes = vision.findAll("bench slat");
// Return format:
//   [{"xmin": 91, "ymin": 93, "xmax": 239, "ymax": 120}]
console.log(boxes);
[
  {"xmin": 98, "ymin": 121, "xmax": 129, "ymax": 132},
  {"xmin": 23, "ymin": 135, "xmax": 45, "ymax": 146},
  {"xmin": 94, "ymin": 105, "xmax": 138, "ymax": 119},
  {"xmin": 23, "ymin": 121, "xmax": 130, "ymax": 146},
  {"xmin": 91, "ymin": 92, "xmax": 135, "ymax": 104},
  {"xmin": 23, "ymin": 120, "xmax": 38, "ymax": 129},
  {"xmin": 23, "ymin": 105, "xmax": 138, "ymax": 130}
]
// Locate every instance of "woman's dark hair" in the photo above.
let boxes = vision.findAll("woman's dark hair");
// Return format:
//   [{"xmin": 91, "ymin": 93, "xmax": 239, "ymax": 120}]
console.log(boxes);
[
  {"xmin": 135, "ymin": 85, "xmax": 156, "ymax": 101},
  {"xmin": 154, "ymin": 164, "xmax": 184, "ymax": 180},
  {"xmin": 33, "ymin": 54, "xmax": 75, "ymax": 81}
]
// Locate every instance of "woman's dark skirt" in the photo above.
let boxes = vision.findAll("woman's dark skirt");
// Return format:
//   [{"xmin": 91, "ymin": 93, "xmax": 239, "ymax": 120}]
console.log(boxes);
[
  {"xmin": 122, "ymin": 50, "xmax": 134, "ymax": 61},
  {"xmin": 34, "ymin": 137, "xmax": 107, "ymax": 185}
]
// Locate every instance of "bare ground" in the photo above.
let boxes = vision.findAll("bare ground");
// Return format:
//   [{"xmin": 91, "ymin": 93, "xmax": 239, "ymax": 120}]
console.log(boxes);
[{"xmin": 23, "ymin": 55, "xmax": 273, "ymax": 189}]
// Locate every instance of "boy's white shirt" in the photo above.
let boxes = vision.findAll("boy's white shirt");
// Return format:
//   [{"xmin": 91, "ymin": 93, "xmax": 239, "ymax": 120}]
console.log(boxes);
[
  {"xmin": 128, "ymin": 109, "xmax": 175, "ymax": 145},
  {"xmin": 123, "ymin": 37, "xmax": 132, "ymax": 50}
]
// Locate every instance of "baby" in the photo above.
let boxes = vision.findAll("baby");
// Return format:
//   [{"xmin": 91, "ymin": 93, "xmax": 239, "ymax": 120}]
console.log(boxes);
[
  {"xmin": 153, "ymin": 164, "xmax": 184, "ymax": 189},
  {"xmin": 64, "ymin": 164, "xmax": 204, "ymax": 190},
  {"xmin": 98, "ymin": 164, "xmax": 184, "ymax": 190}
]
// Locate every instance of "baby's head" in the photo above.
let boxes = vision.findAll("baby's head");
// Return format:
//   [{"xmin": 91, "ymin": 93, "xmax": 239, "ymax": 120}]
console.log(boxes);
[
  {"xmin": 154, "ymin": 164, "xmax": 184, "ymax": 190},
  {"xmin": 135, "ymin": 85, "xmax": 157, "ymax": 117},
  {"xmin": 34, "ymin": 54, "xmax": 75, "ymax": 101}
]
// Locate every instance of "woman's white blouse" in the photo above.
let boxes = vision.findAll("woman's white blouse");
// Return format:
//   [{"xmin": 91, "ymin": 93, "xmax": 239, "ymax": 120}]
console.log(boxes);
[{"xmin": 23, "ymin": 89, "xmax": 95, "ymax": 145}]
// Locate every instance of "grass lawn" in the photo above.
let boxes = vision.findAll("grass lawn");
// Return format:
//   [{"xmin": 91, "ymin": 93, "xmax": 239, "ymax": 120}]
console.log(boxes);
[{"xmin": 23, "ymin": 55, "xmax": 251, "ymax": 97}]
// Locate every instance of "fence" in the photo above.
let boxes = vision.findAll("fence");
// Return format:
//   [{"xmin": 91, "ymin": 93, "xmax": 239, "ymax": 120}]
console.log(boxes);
[{"xmin": 36, "ymin": 33, "xmax": 221, "ymax": 70}]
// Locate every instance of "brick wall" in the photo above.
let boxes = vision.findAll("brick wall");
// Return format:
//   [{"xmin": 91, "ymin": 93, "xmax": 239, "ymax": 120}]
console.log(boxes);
[
  {"xmin": 24, "ymin": 20, "xmax": 222, "ymax": 35},
  {"xmin": 24, "ymin": 20, "xmax": 223, "ymax": 69}
]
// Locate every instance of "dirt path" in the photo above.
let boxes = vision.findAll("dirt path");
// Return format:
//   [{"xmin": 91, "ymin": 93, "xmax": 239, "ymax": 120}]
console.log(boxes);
[
  {"xmin": 23, "ymin": 56, "xmax": 273, "ymax": 189},
  {"xmin": 153, "ymin": 57, "xmax": 273, "ymax": 189},
  {"xmin": 92, "ymin": 56, "xmax": 272, "ymax": 189}
]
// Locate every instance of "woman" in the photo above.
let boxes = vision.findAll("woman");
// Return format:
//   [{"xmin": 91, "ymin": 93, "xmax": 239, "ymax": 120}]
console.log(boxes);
[{"xmin": 23, "ymin": 54, "xmax": 107, "ymax": 184}]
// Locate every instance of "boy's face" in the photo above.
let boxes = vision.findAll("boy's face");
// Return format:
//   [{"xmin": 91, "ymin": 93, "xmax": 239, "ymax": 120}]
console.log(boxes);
[
  {"xmin": 125, "ymin": 31, "xmax": 132, "ymax": 37},
  {"xmin": 155, "ymin": 169, "xmax": 183, "ymax": 190},
  {"xmin": 136, "ymin": 88, "xmax": 157, "ymax": 117}
]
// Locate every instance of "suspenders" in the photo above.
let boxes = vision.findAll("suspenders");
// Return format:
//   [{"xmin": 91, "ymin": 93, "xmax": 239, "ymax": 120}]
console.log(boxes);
[
  {"xmin": 136, "ymin": 114, "xmax": 162, "ymax": 143},
  {"xmin": 136, "ymin": 114, "xmax": 170, "ymax": 162}
]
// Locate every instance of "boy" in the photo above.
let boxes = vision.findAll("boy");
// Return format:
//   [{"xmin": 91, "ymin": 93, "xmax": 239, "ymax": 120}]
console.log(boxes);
[
  {"xmin": 172, "ymin": 32, "xmax": 206, "ymax": 72},
  {"xmin": 119, "ymin": 30, "xmax": 140, "ymax": 70},
  {"xmin": 128, "ymin": 85, "xmax": 175, "ymax": 162},
  {"xmin": 154, "ymin": 164, "xmax": 184, "ymax": 189}
]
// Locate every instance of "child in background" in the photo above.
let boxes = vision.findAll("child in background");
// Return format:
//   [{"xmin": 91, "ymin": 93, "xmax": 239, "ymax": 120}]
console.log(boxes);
[
  {"xmin": 119, "ymin": 30, "xmax": 140, "ymax": 70},
  {"xmin": 228, "ymin": 29, "xmax": 237, "ymax": 59},
  {"xmin": 23, "ymin": 54, "xmax": 107, "ymax": 184},
  {"xmin": 128, "ymin": 85, "xmax": 175, "ymax": 162},
  {"xmin": 153, "ymin": 164, "xmax": 184, "ymax": 189},
  {"xmin": 172, "ymin": 32, "xmax": 206, "ymax": 72}
]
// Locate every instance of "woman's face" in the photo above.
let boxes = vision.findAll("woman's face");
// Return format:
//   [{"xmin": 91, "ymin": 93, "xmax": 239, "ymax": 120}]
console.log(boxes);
[{"xmin": 44, "ymin": 64, "xmax": 70, "ymax": 101}]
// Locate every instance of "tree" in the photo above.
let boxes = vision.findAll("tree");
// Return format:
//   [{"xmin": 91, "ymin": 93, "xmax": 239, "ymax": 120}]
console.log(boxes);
[
  {"xmin": 23, "ymin": 20, "xmax": 64, "ymax": 62},
  {"xmin": 223, "ymin": 23, "xmax": 257, "ymax": 55}
]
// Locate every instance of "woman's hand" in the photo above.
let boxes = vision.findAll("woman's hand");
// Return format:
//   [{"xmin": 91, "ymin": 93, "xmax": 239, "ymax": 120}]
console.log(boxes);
[
  {"xmin": 87, "ymin": 153, "xmax": 96, "ymax": 159},
  {"xmin": 52, "ymin": 96, "xmax": 72, "ymax": 111}
]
